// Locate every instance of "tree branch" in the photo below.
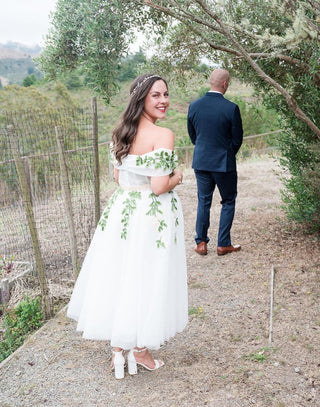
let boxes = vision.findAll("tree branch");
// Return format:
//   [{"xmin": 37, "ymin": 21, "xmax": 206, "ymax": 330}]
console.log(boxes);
[{"xmin": 142, "ymin": 0, "xmax": 225, "ymax": 35}]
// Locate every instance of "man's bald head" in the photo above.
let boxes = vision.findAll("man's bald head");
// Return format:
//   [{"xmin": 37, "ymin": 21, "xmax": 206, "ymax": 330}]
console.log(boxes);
[{"xmin": 209, "ymin": 69, "xmax": 230, "ymax": 94}]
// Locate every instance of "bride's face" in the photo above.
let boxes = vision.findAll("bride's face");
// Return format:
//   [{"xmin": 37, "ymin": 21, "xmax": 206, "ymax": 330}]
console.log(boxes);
[{"xmin": 143, "ymin": 80, "xmax": 169, "ymax": 123}]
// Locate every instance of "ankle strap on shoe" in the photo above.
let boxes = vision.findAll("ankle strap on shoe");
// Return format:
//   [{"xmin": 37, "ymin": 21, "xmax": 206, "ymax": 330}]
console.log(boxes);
[{"xmin": 132, "ymin": 347, "xmax": 147, "ymax": 353}]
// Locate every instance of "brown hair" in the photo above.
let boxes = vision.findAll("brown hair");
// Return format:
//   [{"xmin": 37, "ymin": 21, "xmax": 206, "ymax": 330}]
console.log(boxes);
[{"xmin": 112, "ymin": 73, "xmax": 167, "ymax": 163}]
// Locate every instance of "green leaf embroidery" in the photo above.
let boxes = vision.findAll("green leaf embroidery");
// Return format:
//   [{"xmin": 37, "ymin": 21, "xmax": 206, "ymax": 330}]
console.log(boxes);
[
  {"xmin": 98, "ymin": 188, "xmax": 124, "ymax": 231},
  {"xmin": 146, "ymin": 192, "xmax": 163, "ymax": 216},
  {"xmin": 136, "ymin": 150, "xmax": 177, "ymax": 172},
  {"xmin": 121, "ymin": 191, "xmax": 142, "ymax": 239},
  {"xmin": 156, "ymin": 239, "xmax": 165, "ymax": 248},
  {"xmin": 169, "ymin": 191, "xmax": 179, "ymax": 244},
  {"xmin": 158, "ymin": 219, "xmax": 167, "ymax": 232},
  {"xmin": 146, "ymin": 193, "xmax": 168, "ymax": 247}
]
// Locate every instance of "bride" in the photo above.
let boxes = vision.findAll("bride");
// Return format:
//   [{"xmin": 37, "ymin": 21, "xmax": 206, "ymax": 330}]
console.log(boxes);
[{"xmin": 67, "ymin": 73, "xmax": 188, "ymax": 379}]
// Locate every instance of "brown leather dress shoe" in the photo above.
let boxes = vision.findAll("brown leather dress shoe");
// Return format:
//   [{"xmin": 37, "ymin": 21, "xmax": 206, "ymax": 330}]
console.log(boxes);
[
  {"xmin": 195, "ymin": 241, "xmax": 208, "ymax": 255},
  {"xmin": 217, "ymin": 245, "xmax": 241, "ymax": 256}
]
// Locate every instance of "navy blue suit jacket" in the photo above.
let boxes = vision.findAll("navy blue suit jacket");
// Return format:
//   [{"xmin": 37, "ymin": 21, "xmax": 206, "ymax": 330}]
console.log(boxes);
[{"xmin": 187, "ymin": 92, "xmax": 243, "ymax": 172}]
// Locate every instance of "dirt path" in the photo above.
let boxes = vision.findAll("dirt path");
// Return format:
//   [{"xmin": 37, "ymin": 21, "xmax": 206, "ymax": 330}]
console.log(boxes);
[{"xmin": 1, "ymin": 156, "xmax": 319, "ymax": 407}]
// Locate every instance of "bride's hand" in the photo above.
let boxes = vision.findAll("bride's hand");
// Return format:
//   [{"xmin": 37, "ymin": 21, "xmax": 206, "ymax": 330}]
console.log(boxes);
[{"xmin": 173, "ymin": 169, "xmax": 183, "ymax": 185}]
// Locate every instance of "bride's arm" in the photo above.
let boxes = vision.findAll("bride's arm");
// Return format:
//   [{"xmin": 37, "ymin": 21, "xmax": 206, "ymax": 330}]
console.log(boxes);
[
  {"xmin": 151, "ymin": 170, "xmax": 183, "ymax": 195},
  {"xmin": 150, "ymin": 128, "xmax": 183, "ymax": 195}
]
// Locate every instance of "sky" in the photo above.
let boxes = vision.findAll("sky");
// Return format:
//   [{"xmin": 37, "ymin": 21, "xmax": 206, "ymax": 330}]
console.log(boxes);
[{"xmin": 0, "ymin": 0, "xmax": 58, "ymax": 46}]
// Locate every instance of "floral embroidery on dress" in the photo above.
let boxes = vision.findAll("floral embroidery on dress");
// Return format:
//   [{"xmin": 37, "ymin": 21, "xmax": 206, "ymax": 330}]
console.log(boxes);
[
  {"xmin": 121, "ymin": 191, "xmax": 142, "ymax": 239},
  {"xmin": 146, "ymin": 193, "xmax": 167, "ymax": 248},
  {"xmin": 136, "ymin": 150, "xmax": 177, "ymax": 172},
  {"xmin": 99, "ymin": 189, "xmax": 142, "ymax": 239},
  {"xmin": 99, "ymin": 188, "xmax": 124, "ymax": 231},
  {"xmin": 169, "ymin": 190, "xmax": 179, "ymax": 244}
]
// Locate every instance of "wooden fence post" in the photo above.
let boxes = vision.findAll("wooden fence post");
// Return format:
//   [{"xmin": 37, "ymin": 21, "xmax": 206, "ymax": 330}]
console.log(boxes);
[
  {"xmin": 7, "ymin": 125, "xmax": 52, "ymax": 318},
  {"xmin": 1, "ymin": 279, "xmax": 10, "ymax": 304},
  {"xmin": 91, "ymin": 97, "xmax": 101, "ymax": 226},
  {"xmin": 23, "ymin": 156, "xmax": 34, "ymax": 205},
  {"xmin": 55, "ymin": 125, "xmax": 80, "ymax": 278},
  {"xmin": 108, "ymin": 142, "xmax": 114, "ymax": 182}
]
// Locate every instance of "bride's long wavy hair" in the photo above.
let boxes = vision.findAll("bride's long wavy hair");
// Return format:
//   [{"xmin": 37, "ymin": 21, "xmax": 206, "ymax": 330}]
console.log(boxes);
[{"xmin": 112, "ymin": 73, "xmax": 167, "ymax": 164}]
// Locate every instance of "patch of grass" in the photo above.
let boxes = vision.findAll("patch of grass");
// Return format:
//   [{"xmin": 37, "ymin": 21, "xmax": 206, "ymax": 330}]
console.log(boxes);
[
  {"xmin": 244, "ymin": 347, "xmax": 277, "ymax": 363},
  {"xmin": 188, "ymin": 306, "xmax": 205, "ymax": 318}
]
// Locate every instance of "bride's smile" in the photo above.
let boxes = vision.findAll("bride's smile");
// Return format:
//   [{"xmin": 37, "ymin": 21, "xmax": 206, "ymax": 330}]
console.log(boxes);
[{"xmin": 143, "ymin": 80, "xmax": 169, "ymax": 123}]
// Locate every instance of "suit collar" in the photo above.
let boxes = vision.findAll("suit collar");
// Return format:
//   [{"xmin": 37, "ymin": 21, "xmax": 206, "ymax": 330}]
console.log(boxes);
[{"xmin": 205, "ymin": 92, "xmax": 224, "ymax": 97}]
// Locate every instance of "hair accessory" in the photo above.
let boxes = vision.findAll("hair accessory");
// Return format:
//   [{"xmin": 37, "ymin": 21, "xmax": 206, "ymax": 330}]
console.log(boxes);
[{"xmin": 130, "ymin": 75, "xmax": 160, "ymax": 96}]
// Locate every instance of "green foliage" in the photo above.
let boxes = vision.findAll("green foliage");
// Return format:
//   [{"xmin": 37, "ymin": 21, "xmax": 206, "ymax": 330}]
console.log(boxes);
[
  {"xmin": 280, "ymin": 139, "xmax": 320, "ymax": 230},
  {"xmin": 250, "ymin": 39, "xmax": 320, "ymax": 228},
  {"xmin": 0, "ymin": 297, "xmax": 44, "ymax": 362},
  {"xmin": 244, "ymin": 347, "xmax": 273, "ymax": 363},
  {"xmin": 22, "ymin": 74, "xmax": 37, "ymax": 87},
  {"xmin": 188, "ymin": 306, "xmax": 205, "ymax": 318},
  {"xmin": 198, "ymin": 86, "xmax": 209, "ymax": 98},
  {"xmin": 60, "ymin": 71, "xmax": 83, "ymax": 89},
  {"xmin": 39, "ymin": 0, "xmax": 145, "ymax": 101},
  {"xmin": 116, "ymin": 50, "xmax": 147, "ymax": 82}
]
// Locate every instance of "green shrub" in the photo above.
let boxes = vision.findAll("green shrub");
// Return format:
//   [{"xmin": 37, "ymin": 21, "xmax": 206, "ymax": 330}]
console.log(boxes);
[
  {"xmin": 0, "ymin": 296, "xmax": 44, "ymax": 362},
  {"xmin": 280, "ymin": 146, "xmax": 320, "ymax": 231},
  {"xmin": 22, "ymin": 74, "xmax": 37, "ymax": 87}
]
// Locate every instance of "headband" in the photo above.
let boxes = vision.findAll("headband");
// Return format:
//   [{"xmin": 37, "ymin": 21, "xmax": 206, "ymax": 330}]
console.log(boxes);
[{"xmin": 130, "ymin": 75, "xmax": 160, "ymax": 96}]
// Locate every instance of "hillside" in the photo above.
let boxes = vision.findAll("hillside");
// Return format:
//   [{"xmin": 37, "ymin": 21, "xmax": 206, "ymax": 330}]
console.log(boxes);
[{"xmin": 0, "ymin": 42, "xmax": 41, "ymax": 85}]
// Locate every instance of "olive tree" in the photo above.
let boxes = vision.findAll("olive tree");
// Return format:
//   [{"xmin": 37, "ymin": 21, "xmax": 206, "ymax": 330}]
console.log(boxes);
[{"xmin": 39, "ymin": 0, "xmax": 166, "ymax": 101}]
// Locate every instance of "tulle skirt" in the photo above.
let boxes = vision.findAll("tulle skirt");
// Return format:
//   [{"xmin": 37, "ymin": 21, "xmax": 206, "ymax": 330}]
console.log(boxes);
[{"xmin": 67, "ymin": 187, "xmax": 188, "ymax": 350}]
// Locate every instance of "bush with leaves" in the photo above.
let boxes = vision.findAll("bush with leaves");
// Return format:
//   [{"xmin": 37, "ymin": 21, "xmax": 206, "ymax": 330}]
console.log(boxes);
[
  {"xmin": 0, "ymin": 296, "xmax": 44, "ymax": 362},
  {"xmin": 22, "ymin": 74, "xmax": 37, "ymax": 87}
]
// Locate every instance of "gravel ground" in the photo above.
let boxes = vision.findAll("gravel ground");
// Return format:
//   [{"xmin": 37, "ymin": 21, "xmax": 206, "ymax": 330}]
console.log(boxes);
[{"xmin": 0, "ymin": 155, "xmax": 319, "ymax": 407}]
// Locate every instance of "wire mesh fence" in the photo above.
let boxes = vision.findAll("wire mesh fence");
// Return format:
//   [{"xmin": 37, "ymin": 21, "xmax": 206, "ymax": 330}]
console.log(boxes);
[{"xmin": 0, "ymin": 101, "xmax": 111, "ymax": 314}]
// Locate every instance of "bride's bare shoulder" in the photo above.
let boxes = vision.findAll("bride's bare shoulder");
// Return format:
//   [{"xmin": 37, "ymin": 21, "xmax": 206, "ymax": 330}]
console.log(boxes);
[{"xmin": 154, "ymin": 126, "xmax": 174, "ymax": 150}]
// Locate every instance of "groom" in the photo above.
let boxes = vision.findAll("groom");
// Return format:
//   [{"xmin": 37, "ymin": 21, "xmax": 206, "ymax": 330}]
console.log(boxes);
[{"xmin": 187, "ymin": 68, "xmax": 243, "ymax": 256}]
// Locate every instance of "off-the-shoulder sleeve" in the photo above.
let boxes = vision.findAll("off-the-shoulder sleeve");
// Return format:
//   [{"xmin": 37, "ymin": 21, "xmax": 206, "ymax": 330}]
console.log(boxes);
[{"xmin": 116, "ymin": 148, "xmax": 178, "ymax": 177}]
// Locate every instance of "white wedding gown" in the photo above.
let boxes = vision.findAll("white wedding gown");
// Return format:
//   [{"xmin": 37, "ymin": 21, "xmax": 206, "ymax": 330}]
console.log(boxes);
[{"xmin": 67, "ymin": 148, "xmax": 188, "ymax": 350}]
